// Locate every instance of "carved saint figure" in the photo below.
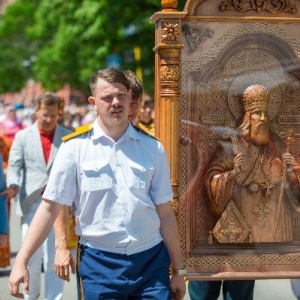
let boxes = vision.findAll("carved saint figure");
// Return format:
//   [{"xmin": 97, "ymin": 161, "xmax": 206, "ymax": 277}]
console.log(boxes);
[{"xmin": 205, "ymin": 84, "xmax": 300, "ymax": 243}]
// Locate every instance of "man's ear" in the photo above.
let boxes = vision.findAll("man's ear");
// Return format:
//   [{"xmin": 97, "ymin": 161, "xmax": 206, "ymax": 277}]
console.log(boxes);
[{"xmin": 88, "ymin": 96, "xmax": 95, "ymax": 107}]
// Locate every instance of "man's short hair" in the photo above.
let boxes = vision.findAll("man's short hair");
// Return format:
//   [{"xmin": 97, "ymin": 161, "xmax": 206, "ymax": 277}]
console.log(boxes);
[
  {"xmin": 90, "ymin": 68, "xmax": 130, "ymax": 96},
  {"xmin": 123, "ymin": 70, "xmax": 143, "ymax": 102},
  {"xmin": 141, "ymin": 94, "xmax": 154, "ymax": 110},
  {"xmin": 35, "ymin": 92, "xmax": 61, "ymax": 109}
]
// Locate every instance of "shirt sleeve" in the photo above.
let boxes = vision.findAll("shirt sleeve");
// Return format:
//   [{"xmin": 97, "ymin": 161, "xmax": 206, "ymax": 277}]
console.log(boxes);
[
  {"xmin": 43, "ymin": 142, "xmax": 77, "ymax": 206},
  {"xmin": 150, "ymin": 142, "xmax": 173, "ymax": 205}
]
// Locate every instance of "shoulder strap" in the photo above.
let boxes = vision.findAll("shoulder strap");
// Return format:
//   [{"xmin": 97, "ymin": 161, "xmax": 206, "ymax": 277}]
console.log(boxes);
[
  {"xmin": 132, "ymin": 125, "xmax": 159, "ymax": 141},
  {"xmin": 61, "ymin": 123, "xmax": 93, "ymax": 142}
]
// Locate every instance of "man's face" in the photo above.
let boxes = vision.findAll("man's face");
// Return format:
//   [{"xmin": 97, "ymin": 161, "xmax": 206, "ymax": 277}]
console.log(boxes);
[
  {"xmin": 139, "ymin": 103, "xmax": 154, "ymax": 124},
  {"xmin": 88, "ymin": 78, "xmax": 130, "ymax": 128},
  {"xmin": 249, "ymin": 108, "xmax": 269, "ymax": 145},
  {"xmin": 7, "ymin": 109, "xmax": 17, "ymax": 121},
  {"xmin": 128, "ymin": 98, "xmax": 141, "ymax": 123},
  {"xmin": 36, "ymin": 103, "xmax": 59, "ymax": 134}
]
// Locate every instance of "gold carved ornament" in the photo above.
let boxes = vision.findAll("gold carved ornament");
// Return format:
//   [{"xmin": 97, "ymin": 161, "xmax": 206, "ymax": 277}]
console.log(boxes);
[
  {"xmin": 160, "ymin": 65, "xmax": 180, "ymax": 81},
  {"xmin": 162, "ymin": 22, "xmax": 180, "ymax": 42},
  {"xmin": 219, "ymin": 0, "xmax": 297, "ymax": 14}
]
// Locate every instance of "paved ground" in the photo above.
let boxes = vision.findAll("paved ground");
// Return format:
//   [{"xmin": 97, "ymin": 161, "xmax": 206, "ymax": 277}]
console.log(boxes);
[{"xmin": 0, "ymin": 201, "xmax": 298, "ymax": 299}]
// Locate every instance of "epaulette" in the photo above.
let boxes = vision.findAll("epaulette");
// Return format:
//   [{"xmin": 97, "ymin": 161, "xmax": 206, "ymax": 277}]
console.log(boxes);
[
  {"xmin": 132, "ymin": 125, "xmax": 159, "ymax": 141},
  {"xmin": 61, "ymin": 123, "xmax": 93, "ymax": 142}
]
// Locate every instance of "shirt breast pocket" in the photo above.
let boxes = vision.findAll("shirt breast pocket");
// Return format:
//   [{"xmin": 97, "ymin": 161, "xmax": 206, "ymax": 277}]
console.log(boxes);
[
  {"xmin": 81, "ymin": 160, "xmax": 113, "ymax": 192},
  {"xmin": 126, "ymin": 160, "xmax": 154, "ymax": 191}
]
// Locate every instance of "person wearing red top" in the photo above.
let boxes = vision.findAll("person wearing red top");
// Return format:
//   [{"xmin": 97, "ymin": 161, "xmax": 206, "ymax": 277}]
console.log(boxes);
[{"xmin": 3, "ymin": 93, "xmax": 72, "ymax": 300}]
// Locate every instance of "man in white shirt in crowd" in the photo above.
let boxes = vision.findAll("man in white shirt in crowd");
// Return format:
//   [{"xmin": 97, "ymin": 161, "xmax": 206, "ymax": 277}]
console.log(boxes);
[{"xmin": 9, "ymin": 68, "xmax": 186, "ymax": 300}]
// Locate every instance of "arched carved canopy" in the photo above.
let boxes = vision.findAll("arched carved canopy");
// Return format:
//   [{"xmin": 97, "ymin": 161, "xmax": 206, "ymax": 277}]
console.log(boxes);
[
  {"xmin": 191, "ymin": 32, "xmax": 300, "ymax": 83},
  {"xmin": 184, "ymin": 0, "xmax": 206, "ymax": 15}
]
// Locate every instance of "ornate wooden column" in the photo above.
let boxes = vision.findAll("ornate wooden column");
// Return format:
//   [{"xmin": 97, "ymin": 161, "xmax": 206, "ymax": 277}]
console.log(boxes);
[{"xmin": 151, "ymin": 3, "xmax": 186, "ymax": 214}]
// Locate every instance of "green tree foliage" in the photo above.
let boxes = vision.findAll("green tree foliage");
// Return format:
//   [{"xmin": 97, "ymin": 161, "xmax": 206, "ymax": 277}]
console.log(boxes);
[
  {"xmin": 0, "ymin": 0, "xmax": 40, "ymax": 93},
  {"xmin": 0, "ymin": 0, "xmax": 187, "ymax": 96}
]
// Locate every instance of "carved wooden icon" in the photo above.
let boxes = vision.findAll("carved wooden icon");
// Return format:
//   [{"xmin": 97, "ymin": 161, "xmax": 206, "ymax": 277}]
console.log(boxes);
[{"xmin": 152, "ymin": 0, "xmax": 300, "ymax": 279}]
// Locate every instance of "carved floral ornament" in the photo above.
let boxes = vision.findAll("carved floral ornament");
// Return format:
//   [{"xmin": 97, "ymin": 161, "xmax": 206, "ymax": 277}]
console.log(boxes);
[
  {"xmin": 162, "ymin": 22, "xmax": 180, "ymax": 42},
  {"xmin": 160, "ymin": 65, "xmax": 180, "ymax": 81},
  {"xmin": 219, "ymin": 0, "xmax": 297, "ymax": 14},
  {"xmin": 182, "ymin": 24, "xmax": 214, "ymax": 54}
]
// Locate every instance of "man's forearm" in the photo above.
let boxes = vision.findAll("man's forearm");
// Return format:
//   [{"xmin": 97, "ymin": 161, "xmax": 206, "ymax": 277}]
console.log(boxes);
[
  {"xmin": 156, "ymin": 202, "xmax": 185, "ymax": 269},
  {"xmin": 157, "ymin": 202, "xmax": 187, "ymax": 299},
  {"xmin": 53, "ymin": 205, "xmax": 76, "ymax": 281},
  {"xmin": 15, "ymin": 200, "xmax": 62, "ymax": 265},
  {"xmin": 54, "ymin": 205, "xmax": 69, "ymax": 250}
]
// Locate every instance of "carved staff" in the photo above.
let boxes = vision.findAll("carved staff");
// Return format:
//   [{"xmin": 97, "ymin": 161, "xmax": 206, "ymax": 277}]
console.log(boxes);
[{"xmin": 274, "ymin": 128, "xmax": 298, "ymax": 240}]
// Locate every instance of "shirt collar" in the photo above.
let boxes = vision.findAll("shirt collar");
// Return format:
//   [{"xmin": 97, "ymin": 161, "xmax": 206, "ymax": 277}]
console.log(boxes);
[
  {"xmin": 38, "ymin": 125, "xmax": 56, "ymax": 137},
  {"xmin": 91, "ymin": 121, "xmax": 141, "ymax": 142}
]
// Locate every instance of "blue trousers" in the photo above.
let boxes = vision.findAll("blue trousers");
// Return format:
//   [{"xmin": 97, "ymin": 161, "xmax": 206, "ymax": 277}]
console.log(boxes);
[
  {"xmin": 77, "ymin": 242, "xmax": 172, "ymax": 300},
  {"xmin": 188, "ymin": 280, "xmax": 255, "ymax": 300}
]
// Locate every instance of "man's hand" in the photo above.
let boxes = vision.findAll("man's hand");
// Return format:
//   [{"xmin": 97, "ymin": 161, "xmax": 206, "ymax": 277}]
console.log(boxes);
[
  {"xmin": 9, "ymin": 260, "xmax": 29, "ymax": 298},
  {"xmin": 234, "ymin": 152, "xmax": 244, "ymax": 174},
  {"xmin": 283, "ymin": 152, "xmax": 295, "ymax": 173},
  {"xmin": 54, "ymin": 247, "xmax": 75, "ymax": 282},
  {"xmin": 0, "ymin": 185, "xmax": 19, "ymax": 198},
  {"xmin": 170, "ymin": 274, "xmax": 186, "ymax": 300}
]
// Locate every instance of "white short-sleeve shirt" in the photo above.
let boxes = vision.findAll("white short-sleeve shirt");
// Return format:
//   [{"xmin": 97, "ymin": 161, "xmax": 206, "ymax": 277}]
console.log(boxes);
[{"xmin": 43, "ymin": 121, "xmax": 173, "ymax": 255}]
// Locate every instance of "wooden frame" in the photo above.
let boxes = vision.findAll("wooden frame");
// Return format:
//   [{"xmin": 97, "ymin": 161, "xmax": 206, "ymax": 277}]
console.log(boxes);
[{"xmin": 152, "ymin": 0, "xmax": 300, "ymax": 279}]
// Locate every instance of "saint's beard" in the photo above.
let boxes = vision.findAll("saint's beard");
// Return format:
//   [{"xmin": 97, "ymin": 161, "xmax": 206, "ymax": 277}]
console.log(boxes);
[{"xmin": 250, "ymin": 123, "xmax": 270, "ymax": 146}]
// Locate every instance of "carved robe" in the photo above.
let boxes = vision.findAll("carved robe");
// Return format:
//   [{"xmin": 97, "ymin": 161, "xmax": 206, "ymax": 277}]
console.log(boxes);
[{"xmin": 205, "ymin": 133, "xmax": 300, "ymax": 243}]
